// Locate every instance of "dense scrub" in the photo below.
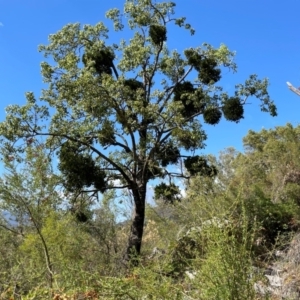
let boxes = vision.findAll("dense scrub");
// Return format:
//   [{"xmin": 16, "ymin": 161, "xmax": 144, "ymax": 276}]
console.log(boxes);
[{"xmin": 1, "ymin": 124, "xmax": 300, "ymax": 299}]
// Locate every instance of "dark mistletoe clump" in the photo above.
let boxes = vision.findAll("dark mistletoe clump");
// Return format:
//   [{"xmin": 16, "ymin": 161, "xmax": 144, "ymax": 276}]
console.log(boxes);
[
  {"xmin": 58, "ymin": 141, "xmax": 107, "ymax": 193},
  {"xmin": 203, "ymin": 107, "xmax": 222, "ymax": 125},
  {"xmin": 82, "ymin": 48, "xmax": 115, "ymax": 76},
  {"xmin": 222, "ymin": 97, "xmax": 244, "ymax": 122},
  {"xmin": 149, "ymin": 25, "xmax": 167, "ymax": 46}
]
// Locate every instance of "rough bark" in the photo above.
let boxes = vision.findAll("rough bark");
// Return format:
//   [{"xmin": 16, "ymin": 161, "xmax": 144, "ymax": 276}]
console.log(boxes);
[{"xmin": 124, "ymin": 183, "xmax": 146, "ymax": 265}]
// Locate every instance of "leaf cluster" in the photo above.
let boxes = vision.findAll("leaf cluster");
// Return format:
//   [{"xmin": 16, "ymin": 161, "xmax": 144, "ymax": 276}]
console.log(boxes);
[
  {"xmin": 184, "ymin": 156, "xmax": 217, "ymax": 177},
  {"xmin": 203, "ymin": 107, "xmax": 222, "ymax": 125},
  {"xmin": 173, "ymin": 81, "xmax": 206, "ymax": 118},
  {"xmin": 222, "ymin": 97, "xmax": 244, "ymax": 123},
  {"xmin": 202, "ymin": 97, "xmax": 244, "ymax": 125},
  {"xmin": 149, "ymin": 25, "xmax": 167, "ymax": 46},
  {"xmin": 184, "ymin": 49, "xmax": 221, "ymax": 84},
  {"xmin": 82, "ymin": 48, "xmax": 115, "ymax": 76},
  {"xmin": 97, "ymin": 120, "xmax": 116, "ymax": 146},
  {"xmin": 58, "ymin": 141, "xmax": 107, "ymax": 193},
  {"xmin": 241, "ymin": 188, "xmax": 297, "ymax": 246},
  {"xmin": 124, "ymin": 78, "xmax": 145, "ymax": 102},
  {"xmin": 154, "ymin": 182, "xmax": 181, "ymax": 204},
  {"xmin": 156, "ymin": 141, "xmax": 180, "ymax": 167}
]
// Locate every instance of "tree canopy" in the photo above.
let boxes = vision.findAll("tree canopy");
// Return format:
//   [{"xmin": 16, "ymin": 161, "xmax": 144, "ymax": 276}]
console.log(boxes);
[{"xmin": 0, "ymin": 0, "xmax": 277, "ymax": 262}]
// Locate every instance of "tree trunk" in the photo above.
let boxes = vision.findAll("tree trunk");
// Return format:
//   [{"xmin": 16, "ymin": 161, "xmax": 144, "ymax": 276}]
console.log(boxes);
[{"xmin": 124, "ymin": 183, "xmax": 146, "ymax": 265}]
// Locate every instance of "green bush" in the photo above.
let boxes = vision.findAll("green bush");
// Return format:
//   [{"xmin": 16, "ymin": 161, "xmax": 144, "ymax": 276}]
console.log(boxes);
[{"xmin": 240, "ymin": 186, "xmax": 299, "ymax": 253}]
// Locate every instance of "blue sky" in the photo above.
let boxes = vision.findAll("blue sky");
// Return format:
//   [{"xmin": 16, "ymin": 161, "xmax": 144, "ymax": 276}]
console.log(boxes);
[{"xmin": 0, "ymin": 0, "xmax": 300, "ymax": 156}]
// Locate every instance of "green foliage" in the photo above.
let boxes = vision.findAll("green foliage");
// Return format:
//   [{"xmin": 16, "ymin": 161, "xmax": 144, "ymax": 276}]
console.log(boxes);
[
  {"xmin": 203, "ymin": 106, "xmax": 222, "ymax": 125},
  {"xmin": 157, "ymin": 177, "xmax": 261, "ymax": 299},
  {"xmin": 241, "ymin": 187, "xmax": 298, "ymax": 247},
  {"xmin": 235, "ymin": 74, "xmax": 277, "ymax": 117},
  {"xmin": 236, "ymin": 124, "xmax": 300, "ymax": 204},
  {"xmin": 3, "ymin": 125, "xmax": 298, "ymax": 298},
  {"xmin": 174, "ymin": 81, "xmax": 194, "ymax": 101},
  {"xmin": 0, "ymin": 0, "xmax": 277, "ymax": 262},
  {"xmin": 173, "ymin": 81, "xmax": 205, "ymax": 118},
  {"xmin": 154, "ymin": 182, "xmax": 181, "ymax": 203},
  {"xmin": 198, "ymin": 57, "xmax": 222, "ymax": 84},
  {"xmin": 170, "ymin": 229, "xmax": 202, "ymax": 275},
  {"xmin": 58, "ymin": 141, "xmax": 107, "ymax": 193},
  {"xmin": 184, "ymin": 48, "xmax": 202, "ymax": 68},
  {"xmin": 82, "ymin": 48, "xmax": 115, "ymax": 76},
  {"xmin": 156, "ymin": 141, "xmax": 180, "ymax": 167},
  {"xmin": 184, "ymin": 155, "xmax": 217, "ymax": 177},
  {"xmin": 124, "ymin": 78, "xmax": 144, "ymax": 94},
  {"xmin": 222, "ymin": 96, "xmax": 244, "ymax": 122},
  {"xmin": 195, "ymin": 221, "xmax": 257, "ymax": 300},
  {"xmin": 149, "ymin": 24, "xmax": 167, "ymax": 46},
  {"xmin": 184, "ymin": 49, "xmax": 221, "ymax": 84},
  {"xmin": 97, "ymin": 120, "xmax": 116, "ymax": 146},
  {"xmin": 215, "ymin": 124, "xmax": 300, "ymax": 258}
]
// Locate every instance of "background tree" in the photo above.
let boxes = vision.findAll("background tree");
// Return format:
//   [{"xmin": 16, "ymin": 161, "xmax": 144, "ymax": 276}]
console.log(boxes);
[
  {"xmin": 191, "ymin": 124, "xmax": 300, "ymax": 259},
  {"xmin": 0, "ymin": 0, "xmax": 277, "ymax": 262},
  {"xmin": 0, "ymin": 143, "xmax": 123, "ymax": 296},
  {"xmin": 0, "ymin": 142, "xmax": 62, "ymax": 290},
  {"xmin": 236, "ymin": 123, "xmax": 300, "ymax": 202}
]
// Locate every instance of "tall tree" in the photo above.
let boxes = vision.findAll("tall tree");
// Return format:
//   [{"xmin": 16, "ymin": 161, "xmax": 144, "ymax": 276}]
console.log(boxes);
[
  {"xmin": 232, "ymin": 123, "xmax": 300, "ymax": 203},
  {"xmin": 0, "ymin": 0, "xmax": 276, "ymax": 262}
]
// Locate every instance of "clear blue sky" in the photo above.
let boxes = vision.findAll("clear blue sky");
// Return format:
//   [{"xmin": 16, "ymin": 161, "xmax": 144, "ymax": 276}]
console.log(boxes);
[{"xmin": 0, "ymin": 0, "xmax": 300, "ymax": 155}]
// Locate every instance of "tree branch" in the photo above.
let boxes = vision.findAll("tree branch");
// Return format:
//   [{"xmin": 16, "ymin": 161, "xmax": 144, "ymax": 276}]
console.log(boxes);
[
  {"xmin": 33, "ymin": 131, "xmax": 133, "ymax": 185},
  {"xmin": 15, "ymin": 193, "xmax": 54, "ymax": 288},
  {"xmin": 111, "ymin": 61, "xmax": 119, "ymax": 79},
  {"xmin": 149, "ymin": 1, "xmax": 167, "ymax": 25},
  {"xmin": 0, "ymin": 223, "xmax": 24, "ymax": 236},
  {"xmin": 158, "ymin": 66, "xmax": 193, "ymax": 113}
]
